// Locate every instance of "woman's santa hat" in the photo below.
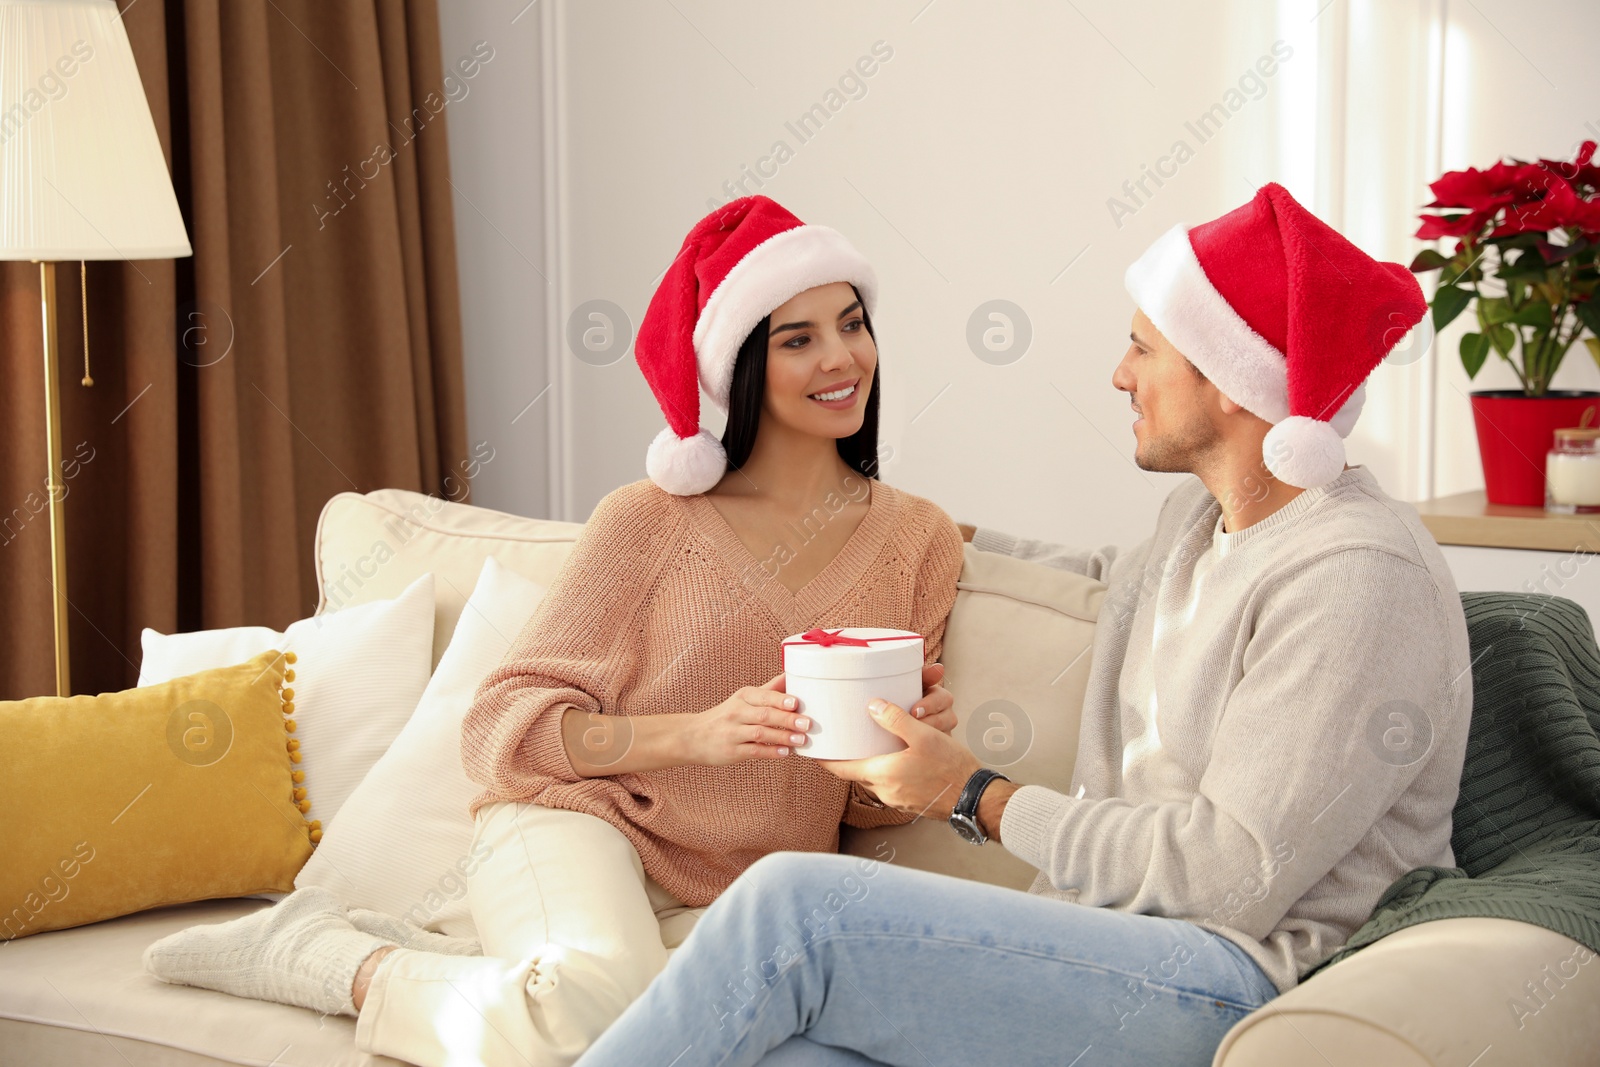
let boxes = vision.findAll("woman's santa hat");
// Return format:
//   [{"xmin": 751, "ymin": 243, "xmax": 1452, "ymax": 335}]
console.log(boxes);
[
  {"xmin": 1124, "ymin": 182, "xmax": 1426, "ymax": 489},
  {"xmin": 635, "ymin": 196, "xmax": 878, "ymax": 495}
]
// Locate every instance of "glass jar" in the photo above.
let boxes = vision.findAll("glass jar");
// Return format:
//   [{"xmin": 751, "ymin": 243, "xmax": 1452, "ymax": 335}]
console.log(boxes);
[{"xmin": 1545, "ymin": 428, "xmax": 1600, "ymax": 513}]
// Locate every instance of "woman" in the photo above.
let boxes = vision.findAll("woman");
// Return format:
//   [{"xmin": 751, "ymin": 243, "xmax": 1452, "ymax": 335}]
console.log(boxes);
[{"xmin": 143, "ymin": 196, "xmax": 964, "ymax": 1066}]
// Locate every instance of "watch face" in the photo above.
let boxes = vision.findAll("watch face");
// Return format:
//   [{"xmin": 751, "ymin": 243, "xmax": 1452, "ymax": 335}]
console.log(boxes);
[{"xmin": 949, "ymin": 812, "xmax": 985, "ymax": 845}]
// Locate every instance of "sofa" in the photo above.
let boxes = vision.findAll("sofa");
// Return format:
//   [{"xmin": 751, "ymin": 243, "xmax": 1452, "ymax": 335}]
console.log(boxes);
[{"xmin": 2, "ymin": 486, "xmax": 1596, "ymax": 1066}]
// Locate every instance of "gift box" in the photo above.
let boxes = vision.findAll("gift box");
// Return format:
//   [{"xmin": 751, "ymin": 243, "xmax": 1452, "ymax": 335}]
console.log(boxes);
[{"xmin": 781, "ymin": 627, "xmax": 924, "ymax": 759}]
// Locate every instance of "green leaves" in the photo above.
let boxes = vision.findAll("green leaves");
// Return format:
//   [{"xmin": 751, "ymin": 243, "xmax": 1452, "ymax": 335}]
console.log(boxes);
[
  {"xmin": 1488, "ymin": 324, "xmax": 1516, "ymax": 356},
  {"xmin": 1442, "ymin": 256, "xmax": 1485, "ymax": 288},
  {"xmin": 1586, "ymin": 336, "xmax": 1600, "ymax": 371},
  {"xmin": 1410, "ymin": 249, "xmax": 1451, "ymax": 272},
  {"xmin": 1432, "ymin": 285, "xmax": 1473, "ymax": 330},
  {"xmin": 1478, "ymin": 297, "xmax": 1514, "ymax": 325},
  {"xmin": 1497, "ymin": 247, "xmax": 1550, "ymax": 279},
  {"xmin": 1461, "ymin": 332, "xmax": 1491, "ymax": 378},
  {"xmin": 1512, "ymin": 303, "xmax": 1554, "ymax": 329},
  {"xmin": 1576, "ymin": 300, "xmax": 1600, "ymax": 338},
  {"xmin": 1484, "ymin": 232, "xmax": 1543, "ymax": 249}
]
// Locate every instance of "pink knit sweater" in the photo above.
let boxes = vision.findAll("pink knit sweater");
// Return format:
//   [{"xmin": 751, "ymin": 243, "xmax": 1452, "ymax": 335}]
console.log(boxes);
[{"xmin": 461, "ymin": 477, "xmax": 964, "ymax": 907}]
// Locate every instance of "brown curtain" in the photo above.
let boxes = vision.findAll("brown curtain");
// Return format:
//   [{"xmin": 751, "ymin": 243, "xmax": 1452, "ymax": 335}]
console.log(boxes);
[{"xmin": 1, "ymin": 0, "xmax": 468, "ymax": 700}]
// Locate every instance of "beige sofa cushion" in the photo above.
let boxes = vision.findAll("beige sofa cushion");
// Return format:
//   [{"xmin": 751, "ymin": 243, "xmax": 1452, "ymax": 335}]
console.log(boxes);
[
  {"xmin": 313, "ymin": 489, "xmax": 582, "ymax": 667},
  {"xmin": 0, "ymin": 898, "xmax": 405, "ymax": 1067},
  {"xmin": 1214, "ymin": 917, "xmax": 1600, "ymax": 1066},
  {"xmin": 840, "ymin": 544, "xmax": 1104, "ymax": 889}
]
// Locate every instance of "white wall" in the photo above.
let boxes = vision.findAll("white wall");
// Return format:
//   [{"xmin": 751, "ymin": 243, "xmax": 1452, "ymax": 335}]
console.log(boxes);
[
  {"xmin": 437, "ymin": 0, "xmax": 553, "ymax": 520},
  {"xmin": 438, "ymin": 0, "xmax": 1600, "ymax": 554},
  {"xmin": 1441, "ymin": 544, "xmax": 1600, "ymax": 624}
]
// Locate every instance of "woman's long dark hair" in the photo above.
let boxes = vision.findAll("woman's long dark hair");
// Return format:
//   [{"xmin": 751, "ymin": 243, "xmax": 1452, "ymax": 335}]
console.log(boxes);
[{"xmin": 720, "ymin": 285, "xmax": 882, "ymax": 480}]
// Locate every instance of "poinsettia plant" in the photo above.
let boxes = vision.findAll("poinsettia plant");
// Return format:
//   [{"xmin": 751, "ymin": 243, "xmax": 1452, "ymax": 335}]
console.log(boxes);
[{"xmin": 1411, "ymin": 140, "xmax": 1600, "ymax": 396}]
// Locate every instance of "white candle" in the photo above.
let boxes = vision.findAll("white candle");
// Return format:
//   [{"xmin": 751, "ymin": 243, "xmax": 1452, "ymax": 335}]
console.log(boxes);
[{"xmin": 1546, "ymin": 451, "xmax": 1600, "ymax": 507}]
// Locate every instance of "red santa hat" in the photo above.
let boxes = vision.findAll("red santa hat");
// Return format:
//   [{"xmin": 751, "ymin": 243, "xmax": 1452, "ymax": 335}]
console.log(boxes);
[
  {"xmin": 1124, "ymin": 182, "xmax": 1426, "ymax": 489},
  {"xmin": 635, "ymin": 196, "xmax": 878, "ymax": 495}
]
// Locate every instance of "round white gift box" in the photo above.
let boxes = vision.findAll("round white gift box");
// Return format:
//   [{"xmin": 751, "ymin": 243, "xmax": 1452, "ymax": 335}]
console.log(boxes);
[{"xmin": 781, "ymin": 627, "xmax": 924, "ymax": 759}]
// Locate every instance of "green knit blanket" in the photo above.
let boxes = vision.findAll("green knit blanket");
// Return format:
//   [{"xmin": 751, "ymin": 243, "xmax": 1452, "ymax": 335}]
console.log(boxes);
[{"xmin": 1306, "ymin": 591, "xmax": 1600, "ymax": 980}]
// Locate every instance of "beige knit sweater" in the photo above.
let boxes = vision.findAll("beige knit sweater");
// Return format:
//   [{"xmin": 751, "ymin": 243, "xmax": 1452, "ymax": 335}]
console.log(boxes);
[{"xmin": 461, "ymin": 477, "xmax": 964, "ymax": 907}]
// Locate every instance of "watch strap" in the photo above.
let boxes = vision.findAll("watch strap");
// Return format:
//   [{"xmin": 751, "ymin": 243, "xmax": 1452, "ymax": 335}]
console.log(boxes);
[{"xmin": 954, "ymin": 768, "xmax": 1010, "ymax": 821}]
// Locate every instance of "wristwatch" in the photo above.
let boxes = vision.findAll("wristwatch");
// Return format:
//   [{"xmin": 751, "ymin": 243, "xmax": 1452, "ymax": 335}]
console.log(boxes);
[{"xmin": 949, "ymin": 768, "xmax": 1011, "ymax": 845}]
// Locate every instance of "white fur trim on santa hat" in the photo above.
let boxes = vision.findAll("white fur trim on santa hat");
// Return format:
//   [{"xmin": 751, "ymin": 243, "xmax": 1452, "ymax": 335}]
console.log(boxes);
[
  {"xmin": 646, "ymin": 426, "xmax": 726, "ymax": 496},
  {"xmin": 1263, "ymin": 416, "xmax": 1346, "ymax": 489},
  {"xmin": 1125, "ymin": 223, "xmax": 1370, "ymax": 439},
  {"xmin": 694, "ymin": 225, "xmax": 878, "ymax": 412},
  {"xmin": 1125, "ymin": 224, "xmax": 1291, "ymax": 424}
]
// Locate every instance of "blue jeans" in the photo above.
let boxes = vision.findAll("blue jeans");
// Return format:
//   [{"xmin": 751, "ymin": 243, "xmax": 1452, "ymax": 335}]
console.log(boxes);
[{"xmin": 577, "ymin": 852, "xmax": 1281, "ymax": 1067}]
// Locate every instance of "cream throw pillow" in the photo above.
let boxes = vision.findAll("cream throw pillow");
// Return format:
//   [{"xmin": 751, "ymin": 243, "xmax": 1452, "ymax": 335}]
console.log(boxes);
[
  {"xmin": 137, "ymin": 573, "xmax": 436, "ymax": 828},
  {"xmin": 840, "ymin": 544, "xmax": 1105, "ymax": 889},
  {"xmin": 296, "ymin": 557, "xmax": 547, "ymax": 937}
]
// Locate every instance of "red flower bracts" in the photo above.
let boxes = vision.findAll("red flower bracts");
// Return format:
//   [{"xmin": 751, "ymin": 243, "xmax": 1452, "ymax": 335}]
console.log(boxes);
[{"xmin": 1418, "ymin": 141, "xmax": 1600, "ymax": 239}]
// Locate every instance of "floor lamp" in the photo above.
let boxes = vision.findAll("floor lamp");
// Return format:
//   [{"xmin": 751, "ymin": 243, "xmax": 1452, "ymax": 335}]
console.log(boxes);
[{"xmin": 0, "ymin": 0, "xmax": 193, "ymax": 696}]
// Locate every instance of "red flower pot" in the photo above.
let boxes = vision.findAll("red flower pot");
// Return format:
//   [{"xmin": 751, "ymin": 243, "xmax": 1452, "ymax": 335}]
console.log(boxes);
[{"xmin": 1470, "ymin": 390, "xmax": 1600, "ymax": 506}]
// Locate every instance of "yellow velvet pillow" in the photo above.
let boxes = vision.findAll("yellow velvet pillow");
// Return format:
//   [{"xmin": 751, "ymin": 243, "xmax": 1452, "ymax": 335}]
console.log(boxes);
[{"xmin": 1, "ymin": 650, "xmax": 316, "ymax": 940}]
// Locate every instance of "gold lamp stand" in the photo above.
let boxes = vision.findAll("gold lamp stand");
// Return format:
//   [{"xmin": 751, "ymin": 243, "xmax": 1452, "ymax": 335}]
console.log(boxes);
[
  {"xmin": 5, "ymin": 0, "xmax": 194, "ymax": 698},
  {"xmin": 38, "ymin": 261, "xmax": 72, "ymax": 697}
]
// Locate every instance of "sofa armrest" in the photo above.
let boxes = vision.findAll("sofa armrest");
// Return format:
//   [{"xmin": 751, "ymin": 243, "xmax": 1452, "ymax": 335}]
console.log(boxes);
[{"xmin": 1214, "ymin": 918, "xmax": 1600, "ymax": 1067}]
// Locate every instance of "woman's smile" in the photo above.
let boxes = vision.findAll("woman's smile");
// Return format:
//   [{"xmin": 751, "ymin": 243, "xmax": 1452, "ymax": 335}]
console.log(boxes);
[{"xmin": 808, "ymin": 377, "xmax": 861, "ymax": 409}]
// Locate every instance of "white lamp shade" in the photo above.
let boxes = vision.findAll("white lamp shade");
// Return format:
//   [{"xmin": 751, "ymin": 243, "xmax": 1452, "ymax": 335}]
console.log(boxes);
[{"xmin": 0, "ymin": 0, "xmax": 191, "ymax": 260}]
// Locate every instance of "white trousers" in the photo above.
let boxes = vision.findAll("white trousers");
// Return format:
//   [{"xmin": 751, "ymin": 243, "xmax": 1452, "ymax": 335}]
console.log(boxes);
[{"xmin": 355, "ymin": 800, "xmax": 706, "ymax": 1067}]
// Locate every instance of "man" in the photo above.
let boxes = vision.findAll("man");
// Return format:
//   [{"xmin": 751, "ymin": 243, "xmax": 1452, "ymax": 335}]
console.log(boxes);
[{"xmin": 575, "ymin": 183, "xmax": 1473, "ymax": 1067}]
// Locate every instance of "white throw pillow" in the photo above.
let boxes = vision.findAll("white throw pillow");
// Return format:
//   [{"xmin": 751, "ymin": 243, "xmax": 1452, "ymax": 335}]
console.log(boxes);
[
  {"xmin": 137, "ymin": 573, "xmax": 436, "ymax": 829},
  {"xmin": 295, "ymin": 557, "xmax": 546, "ymax": 937}
]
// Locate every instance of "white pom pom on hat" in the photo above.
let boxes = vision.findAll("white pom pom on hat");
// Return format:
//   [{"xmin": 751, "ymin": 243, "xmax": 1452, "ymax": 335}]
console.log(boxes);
[
  {"xmin": 645, "ymin": 427, "xmax": 728, "ymax": 497},
  {"xmin": 633, "ymin": 196, "xmax": 878, "ymax": 496},
  {"xmin": 1124, "ymin": 182, "xmax": 1427, "ymax": 490},
  {"xmin": 1264, "ymin": 416, "xmax": 1348, "ymax": 489}
]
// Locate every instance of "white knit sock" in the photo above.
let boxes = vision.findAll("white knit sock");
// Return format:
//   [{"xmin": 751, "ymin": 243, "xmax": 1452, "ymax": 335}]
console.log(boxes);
[
  {"xmin": 347, "ymin": 909, "xmax": 481, "ymax": 956},
  {"xmin": 142, "ymin": 886, "xmax": 391, "ymax": 1016}
]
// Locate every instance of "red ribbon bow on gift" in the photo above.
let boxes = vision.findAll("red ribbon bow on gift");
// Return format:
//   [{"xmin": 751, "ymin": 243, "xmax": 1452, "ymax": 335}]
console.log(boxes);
[
  {"xmin": 787, "ymin": 628, "xmax": 923, "ymax": 649},
  {"xmin": 797, "ymin": 628, "xmax": 871, "ymax": 647}
]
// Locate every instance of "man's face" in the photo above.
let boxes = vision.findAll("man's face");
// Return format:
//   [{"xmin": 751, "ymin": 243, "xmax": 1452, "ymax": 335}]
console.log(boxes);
[{"xmin": 1112, "ymin": 309, "xmax": 1221, "ymax": 474}]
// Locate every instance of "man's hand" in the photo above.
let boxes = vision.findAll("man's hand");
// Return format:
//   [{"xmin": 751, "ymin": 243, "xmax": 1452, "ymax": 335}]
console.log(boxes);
[{"xmin": 819, "ymin": 696, "xmax": 984, "ymax": 821}]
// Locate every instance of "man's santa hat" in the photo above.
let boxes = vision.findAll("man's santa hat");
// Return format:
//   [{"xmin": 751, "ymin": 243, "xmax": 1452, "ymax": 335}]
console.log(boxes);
[
  {"xmin": 635, "ymin": 196, "xmax": 878, "ymax": 495},
  {"xmin": 1124, "ymin": 182, "xmax": 1426, "ymax": 489}
]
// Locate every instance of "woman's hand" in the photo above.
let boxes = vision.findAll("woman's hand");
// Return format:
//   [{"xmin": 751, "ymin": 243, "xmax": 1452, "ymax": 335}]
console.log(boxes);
[
  {"xmin": 907, "ymin": 663, "xmax": 956, "ymax": 735},
  {"xmin": 684, "ymin": 674, "xmax": 811, "ymax": 766},
  {"xmin": 676, "ymin": 664, "xmax": 951, "ymax": 768}
]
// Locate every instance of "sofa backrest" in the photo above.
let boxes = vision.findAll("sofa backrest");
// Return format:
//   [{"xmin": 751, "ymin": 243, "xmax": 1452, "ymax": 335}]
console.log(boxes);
[
  {"xmin": 314, "ymin": 489, "xmax": 584, "ymax": 667},
  {"xmin": 314, "ymin": 487, "xmax": 1106, "ymax": 890}
]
